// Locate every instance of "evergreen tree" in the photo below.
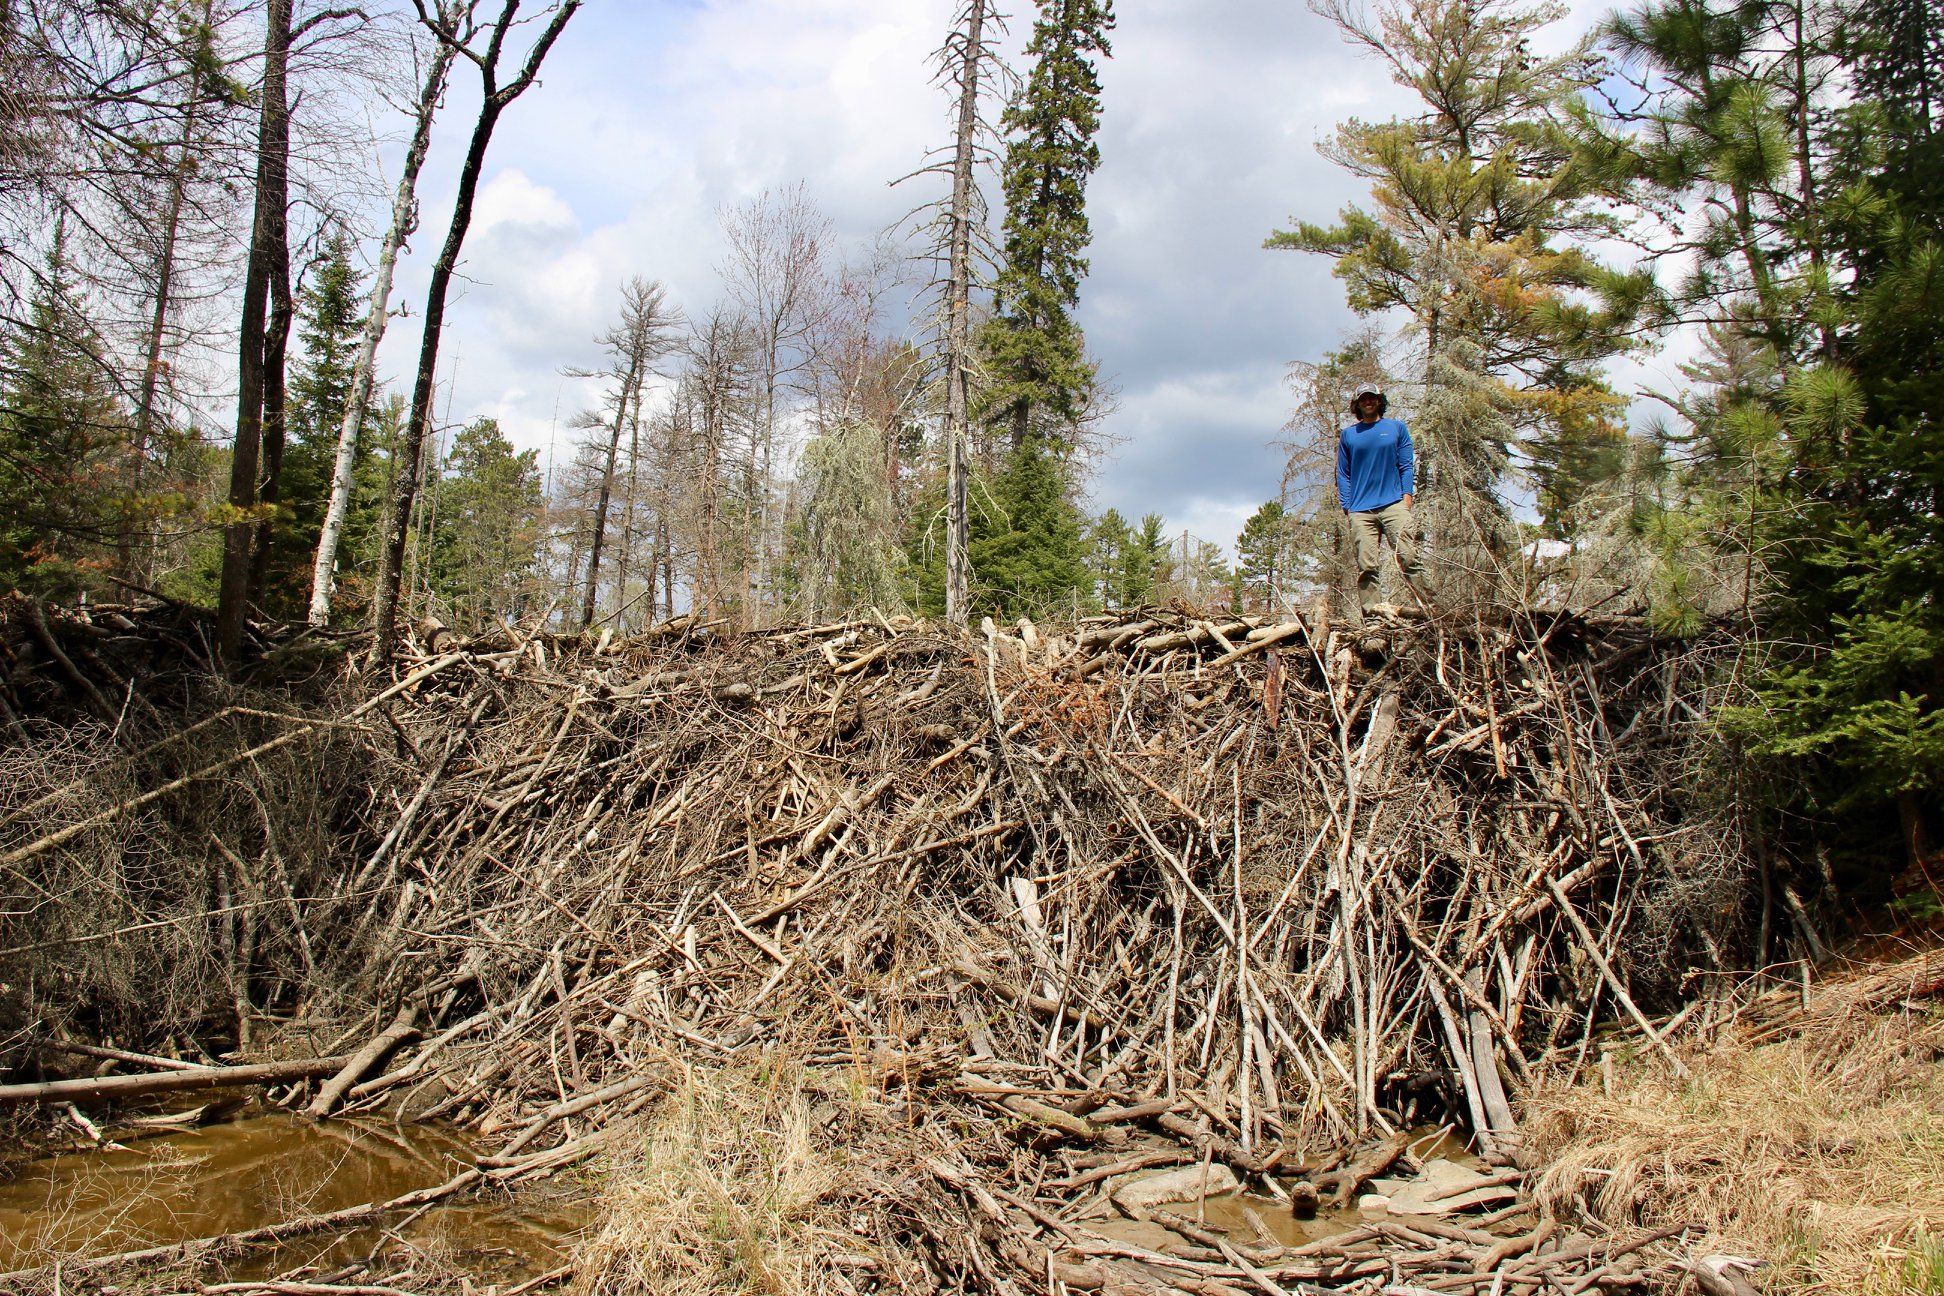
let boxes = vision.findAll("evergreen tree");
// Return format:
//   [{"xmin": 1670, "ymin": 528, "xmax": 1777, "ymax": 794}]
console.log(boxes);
[
  {"xmin": 1599, "ymin": 0, "xmax": 1837, "ymax": 355},
  {"xmin": 1527, "ymin": 373, "xmax": 1630, "ymax": 546},
  {"xmin": 1724, "ymin": 0, "xmax": 1944, "ymax": 888},
  {"xmin": 1109, "ymin": 512, "xmax": 1169, "ymax": 607},
  {"xmin": 978, "ymin": 0, "xmax": 1113, "ymax": 453},
  {"xmin": 1272, "ymin": 0, "xmax": 1650, "ymax": 591},
  {"xmin": 1235, "ymin": 501, "xmax": 1293, "ymax": 610},
  {"xmin": 969, "ymin": 431, "xmax": 1093, "ymax": 615},
  {"xmin": 429, "ymin": 417, "xmax": 545, "ymax": 631},
  {"xmin": 1837, "ymin": 0, "xmax": 1943, "ymax": 240},
  {"xmin": 1088, "ymin": 507, "xmax": 1131, "ymax": 606},
  {"xmin": 0, "ymin": 226, "xmax": 131, "ymax": 593}
]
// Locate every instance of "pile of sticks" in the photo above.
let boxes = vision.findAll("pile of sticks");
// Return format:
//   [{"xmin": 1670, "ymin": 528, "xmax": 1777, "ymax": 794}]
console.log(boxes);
[{"xmin": 0, "ymin": 602, "xmax": 1745, "ymax": 1293}]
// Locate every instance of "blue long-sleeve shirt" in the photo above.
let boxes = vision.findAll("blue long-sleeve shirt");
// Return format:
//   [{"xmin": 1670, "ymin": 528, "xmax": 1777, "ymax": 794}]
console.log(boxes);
[{"xmin": 1336, "ymin": 417, "xmax": 1416, "ymax": 513}]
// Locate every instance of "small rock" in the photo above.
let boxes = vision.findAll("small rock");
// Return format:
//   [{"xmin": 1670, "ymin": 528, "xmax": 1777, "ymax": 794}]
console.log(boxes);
[
  {"xmin": 1358, "ymin": 1193, "xmax": 1392, "ymax": 1213},
  {"xmin": 1288, "ymin": 1179, "xmax": 1320, "ymax": 1219},
  {"xmin": 1111, "ymin": 1163, "xmax": 1240, "ymax": 1212}
]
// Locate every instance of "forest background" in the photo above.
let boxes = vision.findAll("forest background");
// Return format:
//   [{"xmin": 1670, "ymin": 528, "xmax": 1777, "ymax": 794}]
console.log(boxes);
[{"xmin": 0, "ymin": 0, "xmax": 1938, "ymax": 902}]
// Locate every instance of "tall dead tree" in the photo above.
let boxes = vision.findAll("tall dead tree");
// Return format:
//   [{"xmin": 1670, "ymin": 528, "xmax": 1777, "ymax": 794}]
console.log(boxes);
[
  {"xmin": 372, "ymin": 0, "xmax": 582, "ymax": 662},
  {"xmin": 247, "ymin": 104, "xmax": 296, "ymax": 603},
  {"xmin": 308, "ymin": 12, "xmax": 462, "ymax": 626},
  {"xmin": 939, "ymin": 0, "xmax": 993, "ymax": 629},
  {"xmin": 575, "ymin": 277, "xmax": 677, "ymax": 629},
  {"xmin": 124, "ymin": 0, "xmax": 219, "ymax": 583},
  {"xmin": 215, "ymin": 0, "xmax": 293, "ymax": 668},
  {"xmin": 721, "ymin": 186, "xmax": 829, "ymax": 627},
  {"xmin": 683, "ymin": 310, "xmax": 753, "ymax": 620}
]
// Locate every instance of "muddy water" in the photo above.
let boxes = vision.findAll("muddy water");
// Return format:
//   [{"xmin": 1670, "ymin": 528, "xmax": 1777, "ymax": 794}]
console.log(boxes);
[
  {"xmin": 1085, "ymin": 1192, "xmax": 1365, "ymax": 1253},
  {"xmin": 0, "ymin": 1108, "xmax": 588, "ymax": 1278}
]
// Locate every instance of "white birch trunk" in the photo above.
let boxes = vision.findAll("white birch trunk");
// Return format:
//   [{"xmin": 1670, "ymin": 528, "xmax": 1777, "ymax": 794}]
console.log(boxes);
[{"xmin": 307, "ymin": 36, "xmax": 456, "ymax": 626}]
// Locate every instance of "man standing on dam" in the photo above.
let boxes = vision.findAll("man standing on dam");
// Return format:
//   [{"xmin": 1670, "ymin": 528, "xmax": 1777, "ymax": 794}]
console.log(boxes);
[{"xmin": 1337, "ymin": 385, "xmax": 1427, "ymax": 621}]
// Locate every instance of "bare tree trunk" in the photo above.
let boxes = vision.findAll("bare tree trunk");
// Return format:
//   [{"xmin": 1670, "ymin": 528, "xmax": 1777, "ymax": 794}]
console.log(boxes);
[
  {"xmin": 373, "ymin": 0, "xmax": 582, "ymax": 662},
  {"xmin": 580, "ymin": 351, "xmax": 640, "ymax": 628},
  {"xmin": 658, "ymin": 517, "xmax": 673, "ymax": 620},
  {"xmin": 215, "ymin": 0, "xmax": 292, "ymax": 668},
  {"xmin": 943, "ymin": 0, "xmax": 988, "ymax": 629},
  {"xmin": 575, "ymin": 278, "xmax": 672, "ymax": 628},
  {"xmin": 249, "ymin": 159, "xmax": 294, "ymax": 600},
  {"xmin": 615, "ymin": 392, "xmax": 641, "ymax": 630},
  {"xmin": 126, "ymin": 10, "xmax": 212, "ymax": 582},
  {"xmin": 308, "ymin": 28, "xmax": 457, "ymax": 625},
  {"xmin": 699, "ymin": 389, "xmax": 722, "ymax": 617}
]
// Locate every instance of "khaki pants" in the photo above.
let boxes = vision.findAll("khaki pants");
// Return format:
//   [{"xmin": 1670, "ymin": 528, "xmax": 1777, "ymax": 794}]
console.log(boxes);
[{"xmin": 1347, "ymin": 499, "xmax": 1425, "ymax": 614}]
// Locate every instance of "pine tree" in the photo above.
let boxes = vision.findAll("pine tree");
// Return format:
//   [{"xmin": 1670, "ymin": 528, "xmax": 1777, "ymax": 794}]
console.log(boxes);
[
  {"xmin": 978, "ymin": 0, "xmax": 1113, "ymax": 454},
  {"xmin": 1600, "ymin": 0, "xmax": 1814, "ymax": 350},
  {"xmin": 1272, "ymin": 0, "xmax": 1649, "ymax": 592},
  {"xmin": 1235, "ymin": 501, "xmax": 1293, "ymax": 611}
]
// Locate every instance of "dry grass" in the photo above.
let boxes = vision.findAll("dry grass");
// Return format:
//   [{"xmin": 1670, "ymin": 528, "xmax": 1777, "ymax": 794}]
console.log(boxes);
[
  {"xmin": 1525, "ymin": 950, "xmax": 1944, "ymax": 1295},
  {"xmin": 574, "ymin": 1062, "xmax": 906, "ymax": 1296}
]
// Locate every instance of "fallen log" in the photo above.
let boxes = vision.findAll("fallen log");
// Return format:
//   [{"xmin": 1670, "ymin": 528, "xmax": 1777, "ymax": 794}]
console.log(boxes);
[
  {"xmin": 44, "ymin": 1039, "xmax": 206, "ymax": 1072},
  {"xmin": 305, "ymin": 1007, "xmax": 421, "ymax": 1120},
  {"xmin": 0, "ymin": 1055, "xmax": 348, "ymax": 1107}
]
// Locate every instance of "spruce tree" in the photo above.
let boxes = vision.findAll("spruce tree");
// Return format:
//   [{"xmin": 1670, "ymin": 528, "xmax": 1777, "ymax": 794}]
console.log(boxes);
[
  {"xmin": 969, "ymin": 430, "xmax": 1092, "ymax": 615},
  {"xmin": 1839, "ymin": 0, "xmax": 1943, "ymax": 236},
  {"xmin": 1725, "ymin": 0, "xmax": 1944, "ymax": 888},
  {"xmin": 1122, "ymin": 513, "xmax": 1169, "ymax": 606},
  {"xmin": 978, "ymin": 0, "xmax": 1113, "ymax": 454},
  {"xmin": 1089, "ymin": 507, "xmax": 1131, "ymax": 607},
  {"xmin": 430, "ymin": 417, "xmax": 545, "ymax": 631}
]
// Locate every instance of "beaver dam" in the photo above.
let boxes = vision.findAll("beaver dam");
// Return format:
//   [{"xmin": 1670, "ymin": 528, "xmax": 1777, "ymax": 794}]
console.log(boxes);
[{"xmin": 0, "ymin": 599, "xmax": 1800, "ymax": 1294}]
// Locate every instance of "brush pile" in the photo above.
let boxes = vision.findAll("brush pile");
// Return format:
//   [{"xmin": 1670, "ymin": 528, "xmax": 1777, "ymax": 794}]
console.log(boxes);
[{"xmin": 0, "ymin": 600, "xmax": 1751, "ymax": 1294}]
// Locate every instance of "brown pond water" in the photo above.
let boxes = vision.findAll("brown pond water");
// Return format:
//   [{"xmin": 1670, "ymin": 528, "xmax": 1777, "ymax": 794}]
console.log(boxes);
[{"xmin": 0, "ymin": 1108, "xmax": 588, "ymax": 1279}]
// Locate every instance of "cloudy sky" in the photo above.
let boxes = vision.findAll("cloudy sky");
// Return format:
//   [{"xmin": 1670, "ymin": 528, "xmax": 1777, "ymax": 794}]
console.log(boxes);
[{"xmin": 374, "ymin": 0, "xmax": 1620, "ymax": 554}]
